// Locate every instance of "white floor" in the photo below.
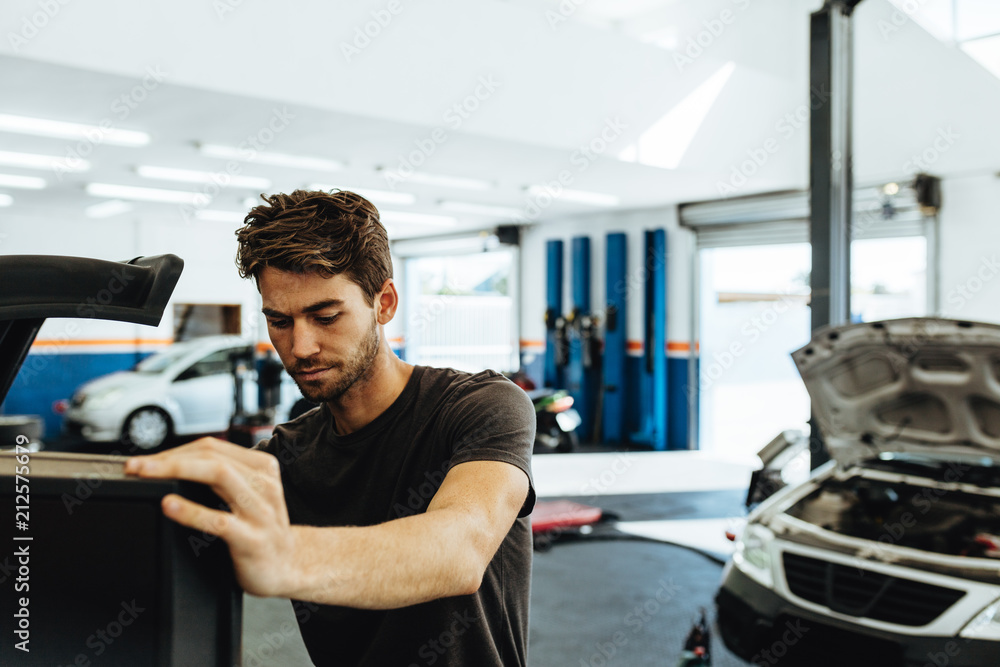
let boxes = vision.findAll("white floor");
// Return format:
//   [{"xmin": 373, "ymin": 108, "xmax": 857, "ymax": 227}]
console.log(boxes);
[
  {"xmin": 533, "ymin": 451, "xmax": 755, "ymax": 558},
  {"xmin": 532, "ymin": 450, "xmax": 754, "ymax": 497}
]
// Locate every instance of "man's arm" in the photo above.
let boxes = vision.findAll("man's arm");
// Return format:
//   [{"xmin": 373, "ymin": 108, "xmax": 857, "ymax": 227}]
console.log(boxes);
[{"xmin": 124, "ymin": 438, "xmax": 529, "ymax": 609}]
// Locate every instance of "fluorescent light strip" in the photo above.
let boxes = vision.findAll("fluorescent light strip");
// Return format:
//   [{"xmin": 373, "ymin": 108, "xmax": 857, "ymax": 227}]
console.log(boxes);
[
  {"xmin": 0, "ymin": 194, "xmax": 12, "ymax": 207},
  {"xmin": 380, "ymin": 210, "xmax": 458, "ymax": 227},
  {"xmin": 194, "ymin": 209, "xmax": 247, "ymax": 223},
  {"xmin": 527, "ymin": 185, "xmax": 619, "ymax": 207},
  {"xmin": 138, "ymin": 165, "xmax": 271, "ymax": 189},
  {"xmin": 84, "ymin": 200, "xmax": 133, "ymax": 219},
  {"xmin": 0, "ymin": 114, "xmax": 150, "ymax": 147},
  {"xmin": 199, "ymin": 144, "xmax": 345, "ymax": 171},
  {"xmin": 402, "ymin": 171, "xmax": 493, "ymax": 191},
  {"xmin": 0, "ymin": 173, "xmax": 46, "ymax": 189},
  {"xmin": 86, "ymin": 183, "xmax": 206, "ymax": 205},
  {"xmin": 438, "ymin": 200, "xmax": 523, "ymax": 218},
  {"xmin": 0, "ymin": 150, "xmax": 89, "ymax": 172},
  {"xmin": 310, "ymin": 183, "xmax": 416, "ymax": 205}
]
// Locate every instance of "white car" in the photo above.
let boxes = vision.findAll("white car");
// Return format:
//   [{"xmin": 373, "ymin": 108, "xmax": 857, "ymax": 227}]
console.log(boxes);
[
  {"xmin": 64, "ymin": 335, "xmax": 266, "ymax": 450},
  {"xmin": 718, "ymin": 318, "xmax": 1000, "ymax": 666}
]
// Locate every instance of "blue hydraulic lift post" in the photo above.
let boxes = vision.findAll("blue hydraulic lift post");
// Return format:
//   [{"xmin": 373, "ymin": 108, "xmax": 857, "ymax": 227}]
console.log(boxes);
[
  {"xmin": 544, "ymin": 240, "xmax": 564, "ymax": 389},
  {"xmin": 632, "ymin": 229, "xmax": 668, "ymax": 451},
  {"xmin": 603, "ymin": 232, "xmax": 627, "ymax": 443},
  {"xmin": 567, "ymin": 236, "xmax": 593, "ymax": 441},
  {"xmin": 650, "ymin": 229, "xmax": 668, "ymax": 451}
]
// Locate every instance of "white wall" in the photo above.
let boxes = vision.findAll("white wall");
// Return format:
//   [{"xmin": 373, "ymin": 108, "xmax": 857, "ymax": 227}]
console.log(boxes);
[
  {"xmin": 0, "ymin": 213, "xmax": 262, "ymax": 346},
  {"xmin": 937, "ymin": 174, "xmax": 1000, "ymax": 322}
]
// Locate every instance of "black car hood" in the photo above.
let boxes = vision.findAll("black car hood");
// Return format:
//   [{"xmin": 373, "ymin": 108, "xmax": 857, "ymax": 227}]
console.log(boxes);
[
  {"xmin": 793, "ymin": 317, "xmax": 1000, "ymax": 465},
  {"xmin": 0, "ymin": 254, "xmax": 183, "ymax": 404}
]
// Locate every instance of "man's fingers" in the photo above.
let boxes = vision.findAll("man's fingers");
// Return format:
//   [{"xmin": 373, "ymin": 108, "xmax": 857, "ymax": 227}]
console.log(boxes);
[
  {"xmin": 128, "ymin": 455, "xmax": 275, "ymax": 518},
  {"xmin": 161, "ymin": 493, "xmax": 238, "ymax": 538}
]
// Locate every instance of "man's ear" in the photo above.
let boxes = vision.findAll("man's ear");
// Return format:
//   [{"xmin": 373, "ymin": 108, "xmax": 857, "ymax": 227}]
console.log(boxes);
[{"xmin": 375, "ymin": 278, "xmax": 398, "ymax": 325}]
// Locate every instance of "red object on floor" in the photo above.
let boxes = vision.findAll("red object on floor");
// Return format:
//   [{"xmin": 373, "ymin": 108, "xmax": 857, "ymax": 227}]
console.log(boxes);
[{"xmin": 531, "ymin": 500, "xmax": 603, "ymax": 534}]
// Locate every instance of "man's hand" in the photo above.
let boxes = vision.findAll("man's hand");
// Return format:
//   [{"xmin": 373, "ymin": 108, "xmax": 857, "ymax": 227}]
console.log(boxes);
[{"xmin": 124, "ymin": 437, "xmax": 294, "ymax": 598}]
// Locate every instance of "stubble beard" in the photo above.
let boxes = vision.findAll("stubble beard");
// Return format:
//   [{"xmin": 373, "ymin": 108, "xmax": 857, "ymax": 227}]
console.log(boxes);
[{"xmin": 295, "ymin": 314, "xmax": 381, "ymax": 403}]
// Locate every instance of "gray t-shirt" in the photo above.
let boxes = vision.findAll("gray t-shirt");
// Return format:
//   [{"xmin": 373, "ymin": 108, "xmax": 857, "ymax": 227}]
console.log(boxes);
[{"xmin": 255, "ymin": 365, "xmax": 536, "ymax": 666}]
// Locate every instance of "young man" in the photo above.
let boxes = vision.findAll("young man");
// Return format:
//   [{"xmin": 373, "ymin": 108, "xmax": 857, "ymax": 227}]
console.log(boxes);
[{"xmin": 125, "ymin": 190, "xmax": 536, "ymax": 666}]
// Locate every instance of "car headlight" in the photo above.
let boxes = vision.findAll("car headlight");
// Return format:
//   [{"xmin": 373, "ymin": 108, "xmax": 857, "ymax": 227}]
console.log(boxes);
[
  {"xmin": 84, "ymin": 388, "xmax": 124, "ymax": 410},
  {"xmin": 961, "ymin": 600, "xmax": 1000, "ymax": 640},
  {"xmin": 733, "ymin": 523, "xmax": 775, "ymax": 588}
]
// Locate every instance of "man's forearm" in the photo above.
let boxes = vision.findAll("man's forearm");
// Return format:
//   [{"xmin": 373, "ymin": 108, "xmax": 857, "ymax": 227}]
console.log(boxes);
[{"xmin": 281, "ymin": 509, "xmax": 490, "ymax": 609}]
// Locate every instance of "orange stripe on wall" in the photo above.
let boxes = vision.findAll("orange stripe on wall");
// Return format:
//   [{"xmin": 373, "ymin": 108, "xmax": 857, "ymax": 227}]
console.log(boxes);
[
  {"xmin": 32, "ymin": 338, "xmax": 173, "ymax": 347},
  {"xmin": 519, "ymin": 339, "xmax": 545, "ymax": 348}
]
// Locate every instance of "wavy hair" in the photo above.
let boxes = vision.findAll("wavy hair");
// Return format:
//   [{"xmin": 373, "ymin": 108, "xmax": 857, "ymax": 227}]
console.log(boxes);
[{"xmin": 235, "ymin": 189, "xmax": 392, "ymax": 305}]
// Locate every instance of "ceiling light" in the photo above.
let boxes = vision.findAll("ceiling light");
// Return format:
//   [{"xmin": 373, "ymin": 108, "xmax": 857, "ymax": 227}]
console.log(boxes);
[
  {"xmin": 438, "ymin": 200, "xmax": 523, "ymax": 218},
  {"xmin": 310, "ymin": 183, "xmax": 416, "ymax": 205},
  {"xmin": 395, "ymin": 171, "xmax": 493, "ymax": 191},
  {"xmin": 86, "ymin": 183, "xmax": 206, "ymax": 205},
  {"xmin": 0, "ymin": 194, "xmax": 12, "ymax": 207},
  {"xmin": 379, "ymin": 210, "xmax": 458, "ymax": 227},
  {"xmin": 195, "ymin": 209, "xmax": 247, "ymax": 223},
  {"xmin": 137, "ymin": 165, "xmax": 271, "ymax": 189},
  {"xmin": 84, "ymin": 200, "xmax": 133, "ymax": 219},
  {"xmin": 883, "ymin": 182, "xmax": 900, "ymax": 195},
  {"xmin": 527, "ymin": 185, "xmax": 619, "ymax": 207},
  {"xmin": 0, "ymin": 114, "xmax": 150, "ymax": 146},
  {"xmin": 0, "ymin": 173, "xmax": 46, "ymax": 189},
  {"xmin": 0, "ymin": 150, "xmax": 89, "ymax": 172},
  {"xmin": 198, "ymin": 144, "xmax": 345, "ymax": 171}
]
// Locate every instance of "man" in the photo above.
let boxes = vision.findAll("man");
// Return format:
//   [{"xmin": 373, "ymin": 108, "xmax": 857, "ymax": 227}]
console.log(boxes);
[{"xmin": 124, "ymin": 190, "xmax": 536, "ymax": 666}]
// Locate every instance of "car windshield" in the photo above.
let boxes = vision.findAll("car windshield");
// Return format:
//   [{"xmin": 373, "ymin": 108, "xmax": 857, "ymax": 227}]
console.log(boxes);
[
  {"xmin": 133, "ymin": 343, "xmax": 201, "ymax": 373},
  {"xmin": 863, "ymin": 451, "xmax": 1000, "ymax": 487}
]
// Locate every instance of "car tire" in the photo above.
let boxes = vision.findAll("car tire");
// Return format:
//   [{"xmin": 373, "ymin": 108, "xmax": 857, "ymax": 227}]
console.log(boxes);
[{"xmin": 122, "ymin": 407, "xmax": 172, "ymax": 451}]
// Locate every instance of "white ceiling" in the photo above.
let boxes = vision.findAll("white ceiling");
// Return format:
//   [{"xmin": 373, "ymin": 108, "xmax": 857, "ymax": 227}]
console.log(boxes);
[{"xmin": 0, "ymin": 0, "xmax": 997, "ymax": 239}]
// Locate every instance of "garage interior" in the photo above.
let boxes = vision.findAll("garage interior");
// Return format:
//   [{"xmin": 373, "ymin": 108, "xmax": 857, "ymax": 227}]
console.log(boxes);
[{"xmin": 4, "ymin": 0, "xmax": 1000, "ymax": 665}]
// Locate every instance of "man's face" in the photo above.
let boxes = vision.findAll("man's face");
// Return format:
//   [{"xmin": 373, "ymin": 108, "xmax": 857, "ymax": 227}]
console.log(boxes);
[{"xmin": 259, "ymin": 267, "xmax": 382, "ymax": 403}]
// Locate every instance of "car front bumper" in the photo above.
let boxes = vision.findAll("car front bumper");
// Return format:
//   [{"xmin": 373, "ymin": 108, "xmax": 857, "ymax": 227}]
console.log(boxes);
[
  {"xmin": 716, "ymin": 562, "xmax": 1000, "ymax": 667},
  {"xmin": 63, "ymin": 406, "xmax": 121, "ymax": 443}
]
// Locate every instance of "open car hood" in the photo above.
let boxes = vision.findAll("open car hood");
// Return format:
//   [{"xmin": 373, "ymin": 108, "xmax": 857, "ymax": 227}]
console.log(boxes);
[
  {"xmin": 0, "ymin": 254, "xmax": 183, "ymax": 405},
  {"xmin": 793, "ymin": 318, "xmax": 1000, "ymax": 466}
]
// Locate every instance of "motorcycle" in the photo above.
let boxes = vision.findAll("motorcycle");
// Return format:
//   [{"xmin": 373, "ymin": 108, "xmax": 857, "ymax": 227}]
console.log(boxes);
[{"xmin": 506, "ymin": 371, "xmax": 582, "ymax": 453}]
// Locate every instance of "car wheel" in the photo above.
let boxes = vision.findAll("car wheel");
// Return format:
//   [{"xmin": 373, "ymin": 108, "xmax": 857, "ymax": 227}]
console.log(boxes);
[{"xmin": 122, "ymin": 407, "xmax": 172, "ymax": 451}]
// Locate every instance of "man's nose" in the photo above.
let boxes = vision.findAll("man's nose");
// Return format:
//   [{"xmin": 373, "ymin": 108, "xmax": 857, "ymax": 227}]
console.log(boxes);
[{"xmin": 290, "ymin": 323, "xmax": 320, "ymax": 359}]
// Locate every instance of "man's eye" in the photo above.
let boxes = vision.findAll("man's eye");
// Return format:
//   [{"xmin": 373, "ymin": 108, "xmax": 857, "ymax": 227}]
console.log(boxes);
[
  {"xmin": 316, "ymin": 315, "xmax": 339, "ymax": 325},
  {"xmin": 268, "ymin": 319, "xmax": 290, "ymax": 329}
]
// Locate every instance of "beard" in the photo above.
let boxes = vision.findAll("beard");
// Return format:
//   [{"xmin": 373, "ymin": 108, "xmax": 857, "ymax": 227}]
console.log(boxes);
[{"xmin": 292, "ymin": 314, "xmax": 381, "ymax": 403}]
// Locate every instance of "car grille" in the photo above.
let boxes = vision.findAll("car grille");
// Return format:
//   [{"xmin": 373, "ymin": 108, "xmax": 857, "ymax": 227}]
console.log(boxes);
[{"xmin": 782, "ymin": 552, "xmax": 965, "ymax": 627}]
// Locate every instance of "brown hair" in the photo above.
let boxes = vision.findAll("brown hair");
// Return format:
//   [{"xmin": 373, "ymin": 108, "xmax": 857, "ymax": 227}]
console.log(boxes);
[{"xmin": 235, "ymin": 189, "xmax": 392, "ymax": 305}]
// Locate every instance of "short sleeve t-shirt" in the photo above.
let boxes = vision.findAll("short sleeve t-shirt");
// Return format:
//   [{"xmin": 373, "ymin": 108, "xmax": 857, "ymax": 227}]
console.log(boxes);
[{"xmin": 254, "ymin": 365, "xmax": 536, "ymax": 667}]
